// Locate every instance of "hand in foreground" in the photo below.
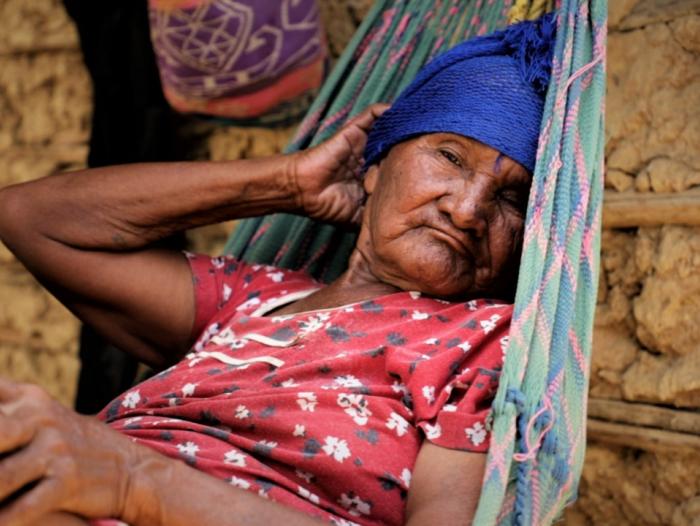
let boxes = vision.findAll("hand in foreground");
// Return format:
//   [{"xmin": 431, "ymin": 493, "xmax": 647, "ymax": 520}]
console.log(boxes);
[
  {"xmin": 290, "ymin": 103, "xmax": 390, "ymax": 225},
  {"xmin": 0, "ymin": 378, "xmax": 140, "ymax": 525}
]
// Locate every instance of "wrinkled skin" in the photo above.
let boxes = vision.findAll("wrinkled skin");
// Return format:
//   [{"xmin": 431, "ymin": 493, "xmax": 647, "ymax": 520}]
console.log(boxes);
[
  {"xmin": 357, "ymin": 133, "xmax": 530, "ymax": 301},
  {"xmin": 0, "ymin": 378, "xmax": 141, "ymax": 525},
  {"xmin": 0, "ymin": 105, "xmax": 532, "ymax": 525}
]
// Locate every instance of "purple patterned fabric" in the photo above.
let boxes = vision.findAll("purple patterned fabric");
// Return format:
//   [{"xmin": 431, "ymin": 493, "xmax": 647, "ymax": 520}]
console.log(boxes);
[{"xmin": 149, "ymin": 0, "xmax": 326, "ymax": 117}]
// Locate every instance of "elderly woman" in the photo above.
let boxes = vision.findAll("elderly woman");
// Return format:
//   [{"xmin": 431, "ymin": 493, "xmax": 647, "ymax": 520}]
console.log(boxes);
[{"xmin": 0, "ymin": 14, "xmax": 554, "ymax": 526}]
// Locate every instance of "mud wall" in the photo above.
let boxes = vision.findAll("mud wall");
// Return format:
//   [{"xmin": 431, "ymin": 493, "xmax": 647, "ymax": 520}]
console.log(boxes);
[
  {"xmin": 566, "ymin": 1, "xmax": 700, "ymax": 524},
  {"xmin": 0, "ymin": 0, "xmax": 90, "ymax": 405},
  {"xmin": 0, "ymin": 1, "xmax": 698, "ymax": 524}
]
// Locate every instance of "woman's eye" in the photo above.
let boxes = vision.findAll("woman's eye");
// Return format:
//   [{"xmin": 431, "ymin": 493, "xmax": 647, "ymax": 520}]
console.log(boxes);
[
  {"xmin": 500, "ymin": 191, "xmax": 527, "ymax": 212},
  {"xmin": 439, "ymin": 149, "xmax": 462, "ymax": 167}
]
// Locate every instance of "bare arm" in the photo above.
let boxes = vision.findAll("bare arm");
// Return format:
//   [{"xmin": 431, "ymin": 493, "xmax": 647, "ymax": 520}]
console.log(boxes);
[
  {"xmin": 0, "ymin": 104, "xmax": 388, "ymax": 368},
  {"xmin": 0, "ymin": 157, "xmax": 300, "ymax": 368},
  {"xmin": 0, "ymin": 379, "xmax": 483, "ymax": 526},
  {"xmin": 405, "ymin": 442, "xmax": 486, "ymax": 525}
]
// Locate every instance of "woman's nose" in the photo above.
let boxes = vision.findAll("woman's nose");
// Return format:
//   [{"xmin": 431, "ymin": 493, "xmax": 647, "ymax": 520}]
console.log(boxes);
[{"xmin": 441, "ymin": 179, "xmax": 490, "ymax": 238}]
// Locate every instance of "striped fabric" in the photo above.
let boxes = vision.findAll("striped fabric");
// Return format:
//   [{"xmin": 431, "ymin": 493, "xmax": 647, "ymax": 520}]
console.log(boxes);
[
  {"xmin": 223, "ymin": 1, "xmax": 606, "ymax": 523},
  {"xmin": 475, "ymin": 0, "xmax": 606, "ymax": 524}
]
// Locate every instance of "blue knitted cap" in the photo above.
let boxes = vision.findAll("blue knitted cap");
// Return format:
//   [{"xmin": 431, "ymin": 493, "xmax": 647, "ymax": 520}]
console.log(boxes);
[{"xmin": 364, "ymin": 13, "xmax": 556, "ymax": 173}]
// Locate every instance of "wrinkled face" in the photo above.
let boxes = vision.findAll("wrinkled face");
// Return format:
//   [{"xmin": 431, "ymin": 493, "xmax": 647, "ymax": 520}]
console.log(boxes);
[{"xmin": 361, "ymin": 133, "xmax": 531, "ymax": 300}]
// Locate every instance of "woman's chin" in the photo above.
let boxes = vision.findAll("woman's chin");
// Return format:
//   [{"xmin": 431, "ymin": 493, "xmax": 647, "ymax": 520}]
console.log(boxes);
[{"xmin": 408, "ymin": 268, "xmax": 476, "ymax": 299}]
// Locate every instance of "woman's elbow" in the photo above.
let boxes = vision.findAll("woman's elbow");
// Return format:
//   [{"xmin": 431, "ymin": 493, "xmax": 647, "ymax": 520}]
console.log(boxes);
[{"xmin": 0, "ymin": 184, "xmax": 26, "ymax": 242}]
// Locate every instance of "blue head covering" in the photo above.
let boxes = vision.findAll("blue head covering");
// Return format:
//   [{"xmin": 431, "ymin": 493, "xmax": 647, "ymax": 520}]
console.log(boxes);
[{"xmin": 364, "ymin": 13, "xmax": 557, "ymax": 173}]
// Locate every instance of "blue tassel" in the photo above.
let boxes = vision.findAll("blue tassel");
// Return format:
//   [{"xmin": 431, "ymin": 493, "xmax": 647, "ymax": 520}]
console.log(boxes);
[{"xmin": 503, "ymin": 12, "xmax": 557, "ymax": 94}]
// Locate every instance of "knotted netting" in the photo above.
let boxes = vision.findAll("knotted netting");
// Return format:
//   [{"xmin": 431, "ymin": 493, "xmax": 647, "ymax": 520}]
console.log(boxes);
[{"xmin": 223, "ymin": 1, "xmax": 606, "ymax": 523}]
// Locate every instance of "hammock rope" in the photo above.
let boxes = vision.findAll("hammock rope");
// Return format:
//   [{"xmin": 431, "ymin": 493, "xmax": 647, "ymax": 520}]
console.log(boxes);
[{"xmin": 223, "ymin": 1, "xmax": 606, "ymax": 524}]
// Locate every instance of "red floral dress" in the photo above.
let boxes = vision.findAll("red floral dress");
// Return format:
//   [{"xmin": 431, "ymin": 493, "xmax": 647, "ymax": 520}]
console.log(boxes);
[{"xmin": 96, "ymin": 254, "xmax": 511, "ymax": 526}]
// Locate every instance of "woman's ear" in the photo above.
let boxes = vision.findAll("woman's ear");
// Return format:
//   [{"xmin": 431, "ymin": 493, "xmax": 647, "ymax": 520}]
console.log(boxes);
[{"xmin": 364, "ymin": 164, "xmax": 379, "ymax": 194}]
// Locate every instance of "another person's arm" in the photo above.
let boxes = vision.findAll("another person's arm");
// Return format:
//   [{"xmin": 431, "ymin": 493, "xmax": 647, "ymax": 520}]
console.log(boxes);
[
  {"xmin": 0, "ymin": 380, "xmax": 483, "ymax": 526},
  {"xmin": 0, "ymin": 104, "xmax": 386, "ymax": 369}
]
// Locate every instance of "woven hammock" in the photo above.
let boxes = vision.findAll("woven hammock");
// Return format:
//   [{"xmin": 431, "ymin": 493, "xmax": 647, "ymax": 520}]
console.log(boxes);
[{"xmin": 223, "ymin": 0, "xmax": 606, "ymax": 523}]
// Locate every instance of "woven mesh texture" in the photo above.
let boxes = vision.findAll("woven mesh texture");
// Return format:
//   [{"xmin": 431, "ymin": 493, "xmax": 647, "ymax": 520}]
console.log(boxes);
[
  {"xmin": 223, "ymin": 1, "xmax": 606, "ymax": 524},
  {"xmin": 364, "ymin": 14, "xmax": 555, "ymax": 172}
]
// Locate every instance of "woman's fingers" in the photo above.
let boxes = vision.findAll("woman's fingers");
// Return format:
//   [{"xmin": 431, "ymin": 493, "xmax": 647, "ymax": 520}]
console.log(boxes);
[
  {"xmin": 0, "ymin": 413, "xmax": 35, "ymax": 455},
  {"xmin": 0, "ymin": 438, "xmax": 47, "ymax": 505},
  {"xmin": 0, "ymin": 476, "xmax": 63, "ymax": 526},
  {"xmin": 346, "ymin": 103, "xmax": 391, "ymax": 132},
  {"xmin": 0, "ymin": 377, "xmax": 20, "ymax": 402}
]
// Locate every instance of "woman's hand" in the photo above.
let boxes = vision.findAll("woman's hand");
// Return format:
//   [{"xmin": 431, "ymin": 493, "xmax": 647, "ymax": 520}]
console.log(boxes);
[
  {"xmin": 290, "ymin": 103, "xmax": 390, "ymax": 225},
  {"xmin": 0, "ymin": 378, "xmax": 140, "ymax": 525}
]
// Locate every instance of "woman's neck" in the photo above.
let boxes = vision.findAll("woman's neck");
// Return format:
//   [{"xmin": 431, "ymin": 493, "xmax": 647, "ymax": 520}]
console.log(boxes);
[{"xmin": 270, "ymin": 246, "xmax": 400, "ymax": 316}]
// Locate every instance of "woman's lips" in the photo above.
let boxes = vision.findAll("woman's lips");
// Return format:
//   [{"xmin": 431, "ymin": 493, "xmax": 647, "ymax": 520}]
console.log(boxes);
[{"xmin": 426, "ymin": 225, "xmax": 475, "ymax": 261}]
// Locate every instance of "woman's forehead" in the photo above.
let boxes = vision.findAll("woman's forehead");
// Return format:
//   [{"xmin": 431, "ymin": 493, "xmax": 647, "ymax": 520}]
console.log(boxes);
[{"xmin": 404, "ymin": 133, "xmax": 531, "ymax": 177}]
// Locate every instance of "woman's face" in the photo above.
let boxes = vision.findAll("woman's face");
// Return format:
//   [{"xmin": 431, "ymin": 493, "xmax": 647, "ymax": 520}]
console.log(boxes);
[{"xmin": 361, "ymin": 133, "xmax": 531, "ymax": 300}]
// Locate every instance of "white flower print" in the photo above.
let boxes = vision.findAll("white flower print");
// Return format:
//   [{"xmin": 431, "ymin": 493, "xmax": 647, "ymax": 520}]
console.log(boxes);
[
  {"xmin": 465, "ymin": 421, "xmax": 488, "ymax": 446},
  {"xmin": 266, "ymin": 271, "xmax": 285, "ymax": 283},
  {"xmin": 176, "ymin": 441, "xmax": 199, "ymax": 457},
  {"xmin": 122, "ymin": 390, "xmax": 141, "ymax": 409},
  {"xmin": 386, "ymin": 412, "xmax": 409, "ymax": 437},
  {"xmin": 333, "ymin": 375, "xmax": 363, "ymax": 389},
  {"xmin": 123, "ymin": 416, "xmax": 142, "ymax": 426},
  {"xmin": 297, "ymin": 486, "xmax": 320, "ymax": 505},
  {"xmin": 193, "ymin": 322, "xmax": 220, "ymax": 352},
  {"xmin": 331, "ymin": 519, "xmax": 361, "ymax": 526},
  {"xmin": 411, "ymin": 310, "xmax": 429, "ymax": 320},
  {"xmin": 322, "ymin": 436, "xmax": 351, "ymax": 463},
  {"xmin": 299, "ymin": 312, "xmax": 331, "ymax": 335},
  {"xmin": 297, "ymin": 392, "xmax": 318, "ymax": 412},
  {"xmin": 391, "ymin": 381, "xmax": 408, "ymax": 395},
  {"xmin": 422, "ymin": 385, "xmax": 436, "ymax": 404},
  {"xmin": 409, "ymin": 291, "xmax": 421, "ymax": 299},
  {"xmin": 467, "ymin": 299, "xmax": 478, "ymax": 311},
  {"xmin": 400, "ymin": 468, "xmax": 412, "ymax": 488},
  {"xmin": 235, "ymin": 405, "xmax": 251, "ymax": 419},
  {"xmin": 236, "ymin": 296, "xmax": 261, "ymax": 312},
  {"xmin": 280, "ymin": 378, "xmax": 299, "ymax": 388},
  {"xmin": 424, "ymin": 337, "xmax": 439, "ymax": 345},
  {"xmin": 443, "ymin": 404, "xmax": 458, "ymax": 412},
  {"xmin": 181, "ymin": 383, "xmax": 196, "ymax": 397},
  {"xmin": 295, "ymin": 469, "xmax": 315, "ymax": 483},
  {"xmin": 338, "ymin": 492, "xmax": 371, "ymax": 517},
  {"xmin": 293, "ymin": 424, "xmax": 306, "ymax": 437},
  {"xmin": 229, "ymin": 476, "xmax": 250, "ymax": 490},
  {"xmin": 424, "ymin": 423, "xmax": 442, "ymax": 440},
  {"xmin": 211, "ymin": 257, "xmax": 226, "ymax": 269},
  {"xmin": 224, "ymin": 450, "xmax": 247, "ymax": 467},
  {"xmin": 500, "ymin": 335, "xmax": 510, "ymax": 357},
  {"xmin": 480, "ymin": 314, "xmax": 502, "ymax": 334},
  {"xmin": 337, "ymin": 393, "xmax": 372, "ymax": 425},
  {"xmin": 222, "ymin": 283, "xmax": 232, "ymax": 303},
  {"xmin": 458, "ymin": 340, "xmax": 472, "ymax": 352}
]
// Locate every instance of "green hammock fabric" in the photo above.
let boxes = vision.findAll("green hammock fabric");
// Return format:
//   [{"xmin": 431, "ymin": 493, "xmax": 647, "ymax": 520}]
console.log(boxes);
[{"xmin": 223, "ymin": 0, "xmax": 606, "ymax": 524}]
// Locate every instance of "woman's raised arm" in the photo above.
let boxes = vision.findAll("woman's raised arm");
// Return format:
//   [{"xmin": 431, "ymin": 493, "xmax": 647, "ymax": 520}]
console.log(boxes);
[{"xmin": 0, "ymin": 104, "xmax": 387, "ymax": 368}]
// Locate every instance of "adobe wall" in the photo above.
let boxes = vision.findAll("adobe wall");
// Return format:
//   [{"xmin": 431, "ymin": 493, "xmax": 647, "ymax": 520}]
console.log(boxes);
[
  {"xmin": 0, "ymin": 1, "xmax": 698, "ymax": 524},
  {"xmin": 566, "ymin": 2, "xmax": 700, "ymax": 524}
]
